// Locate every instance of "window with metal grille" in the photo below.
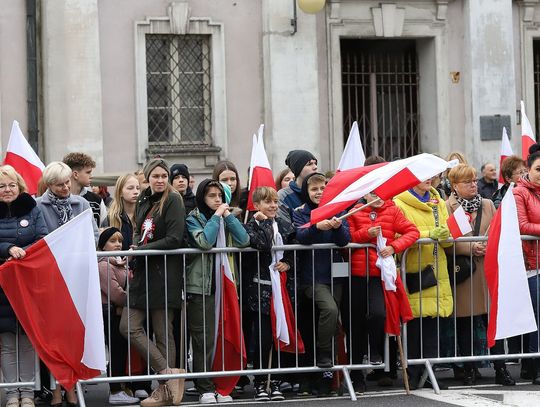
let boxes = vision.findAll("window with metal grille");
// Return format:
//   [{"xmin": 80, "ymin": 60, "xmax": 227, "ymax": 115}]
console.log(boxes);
[
  {"xmin": 146, "ymin": 34, "xmax": 212, "ymax": 147},
  {"xmin": 341, "ymin": 39, "xmax": 419, "ymax": 160}
]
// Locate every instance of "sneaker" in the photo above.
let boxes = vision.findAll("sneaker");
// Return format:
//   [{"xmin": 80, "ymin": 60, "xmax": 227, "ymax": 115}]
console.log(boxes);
[
  {"xmin": 296, "ymin": 380, "xmax": 311, "ymax": 397},
  {"xmin": 254, "ymin": 384, "xmax": 270, "ymax": 401},
  {"xmin": 233, "ymin": 385, "xmax": 244, "ymax": 394},
  {"xmin": 20, "ymin": 398, "xmax": 34, "ymax": 407},
  {"xmin": 317, "ymin": 377, "xmax": 332, "ymax": 397},
  {"xmin": 166, "ymin": 368, "xmax": 186, "ymax": 405},
  {"xmin": 6, "ymin": 398, "xmax": 19, "ymax": 407},
  {"xmin": 292, "ymin": 383, "xmax": 300, "ymax": 392},
  {"xmin": 34, "ymin": 388, "xmax": 52, "ymax": 403},
  {"xmin": 140, "ymin": 384, "xmax": 173, "ymax": 407},
  {"xmin": 270, "ymin": 382, "xmax": 284, "ymax": 401},
  {"xmin": 186, "ymin": 386, "xmax": 199, "ymax": 396},
  {"xmin": 199, "ymin": 392, "xmax": 217, "ymax": 404},
  {"xmin": 353, "ymin": 378, "xmax": 366, "ymax": 396},
  {"xmin": 134, "ymin": 390, "xmax": 150, "ymax": 399},
  {"xmin": 369, "ymin": 354, "xmax": 383, "ymax": 365},
  {"xmin": 109, "ymin": 391, "xmax": 139, "ymax": 405},
  {"xmin": 279, "ymin": 382, "xmax": 292, "ymax": 392},
  {"xmin": 215, "ymin": 393, "xmax": 233, "ymax": 403}
]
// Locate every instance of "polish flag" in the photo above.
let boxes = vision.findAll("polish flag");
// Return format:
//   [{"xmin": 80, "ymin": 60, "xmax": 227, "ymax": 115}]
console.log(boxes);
[
  {"xmin": 337, "ymin": 121, "xmax": 366, "ymax": 171},
  {"xmin": 212, "ymin": 218, "xmax": 246, "ymax": 396},
  {"xmin": 0, "ymin": 209, "xmax": 106, "ymax": 389},
  {"xmin": 447, "ymin": 205, "xmax": 473, "ymax": 239},
  {"xmin": 521, "ymin": 100, "xmax": 536, "ymax": 160},
  {"xmin": 484, "ymin": 185, "xmax": 537, "ymax": 347},
  {"xmin": 247, "ymin": 124, "xmax": 276, "ymax": 211},
  {"xmin": 3, "ymin": 120, "xmax": 45, "ymax": 195},
  {"xmin": 269, "ymin": 228, "xmax": 304, "ymax": 353},
  {"xmin": 498, "ymin": 127, "xmax": 513, "ymax": 185},
  {"xmin": 308, "ymin": 153, "xmax": 455, "ymax": 225}
]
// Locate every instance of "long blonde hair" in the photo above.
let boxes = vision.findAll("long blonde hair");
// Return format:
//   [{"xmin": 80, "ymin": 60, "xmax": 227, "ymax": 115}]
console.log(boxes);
[{"xmin": 108, "ymin": 174, "xmax": 138, "ymax": 229}]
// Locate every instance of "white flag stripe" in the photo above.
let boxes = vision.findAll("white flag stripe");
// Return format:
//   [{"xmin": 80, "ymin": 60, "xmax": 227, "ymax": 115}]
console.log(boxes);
[
  {"xmin": 500, "ymin": 127, "xmax": 513, "ymax": 156},
  {"xmin": 270, "ymin": 225, "xmax": 289, "ymax": 345},
  {"xmin": 338, "ymin": 121, "xmax": 366, "ymax": 170},
  {"xmin": 376, "ymin": 234, "xmax": 397, "ymax": 292},
  {"xmin": 454, "ymin": 206, "xmax": 473, "ymax": 236},
  {"xmin": 6, "ymin": 121, "xmax": 45, "ymax": 169},
  {"xmin": 43, "ymin": 209, "xmax": 105, "ymax": 370},
  {"xmin": 495, "ymin": 186, "xmax": 537, "ymax": 340},
  {"xmin": 327, "ymin": 153, "xmax": 455, "ymax": 205},
  {"xmin": 521, "ymin": 101, "xmax": 536, "ymax": 143},
  {"xmin": 248, "ymin": 133, "xmax": 258, "ymax": 190}
]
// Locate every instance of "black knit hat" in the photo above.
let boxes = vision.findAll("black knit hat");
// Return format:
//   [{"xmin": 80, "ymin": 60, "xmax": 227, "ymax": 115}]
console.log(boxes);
[
  {"xmin": 285, "ymin": 150, "xmax": 317, "ymax": 178},
  {"xmin": 98, "ymin": 227, "xmax": 121, "ymax": 250},
  {"xmin": 170, "ymin": 164, "xmax": 190, "ymax": 184}
]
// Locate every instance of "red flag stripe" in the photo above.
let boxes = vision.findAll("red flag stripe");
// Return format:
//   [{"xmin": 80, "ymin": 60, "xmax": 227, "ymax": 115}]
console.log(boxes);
[
  {"xmin": 484, "ymin": 204, "xmax": 501, "ymax": 348},
  {"xmin": 247, "ymin": 166, "xmax": 276, "ymax": 211},
  {"xmin": 0, "ymin": 239, "xmax": 100, "ymax": 389},
  {"xmin": 4, "ymin": 152, "xmax": 43, "ymax": 195}
]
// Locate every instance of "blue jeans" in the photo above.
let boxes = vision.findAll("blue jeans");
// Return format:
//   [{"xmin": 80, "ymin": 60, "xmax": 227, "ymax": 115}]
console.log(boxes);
[{"xmin": 528, "ymin": 275, "xmax": 540, "ymax": 353}]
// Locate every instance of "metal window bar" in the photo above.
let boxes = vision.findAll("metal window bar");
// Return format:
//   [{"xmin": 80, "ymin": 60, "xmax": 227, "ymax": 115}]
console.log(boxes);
[{"xmin": 146, "ymin": 34, "xmax": 212, "ymax": 148}]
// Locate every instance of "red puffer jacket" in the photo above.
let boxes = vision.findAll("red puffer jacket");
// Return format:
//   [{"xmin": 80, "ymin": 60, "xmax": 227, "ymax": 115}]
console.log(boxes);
[
  {"xmin": 348, "ymin": 200, "xmax": 420, "ymax": 277},
  {"xmin": 513, "ymin": 177, "xmax": 540, "ymax": 270}
]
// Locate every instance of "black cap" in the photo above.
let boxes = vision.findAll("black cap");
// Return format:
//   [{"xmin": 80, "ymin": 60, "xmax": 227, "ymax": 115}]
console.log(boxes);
[
  {"xmin": 170, "ymin": 164, "xmax": 190, "ymax": 184},
  {"xmin": 285, "ymin": 150, "xmax": 317, "ymax": 178},
  {"xmin": 98, "ymin": 227, "xmax": 121, "ymax": 250}
]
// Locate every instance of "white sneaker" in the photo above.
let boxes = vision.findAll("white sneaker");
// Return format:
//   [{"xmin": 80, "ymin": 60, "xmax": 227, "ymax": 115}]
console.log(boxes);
[
  {"xmin": 199, "ymin": 392, "xmax": 217, "ymax": 404},
  {"xmin": 109, "ymin": 391, "xmax": 140, "ymax": 405},
  {"xmin": 6, "ymin": 398, "xmax": 19, "ymax": 407},
  {"xmin": 215, "ymin": 393, "xmax": 233, "ymax": 403},
  {"xmin": 134, "ymin": 389, "xmax": 149, "ymax": 399}
]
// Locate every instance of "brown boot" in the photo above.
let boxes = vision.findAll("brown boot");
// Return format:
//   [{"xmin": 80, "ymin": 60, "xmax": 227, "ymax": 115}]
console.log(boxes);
[
  {"xmin": 140, "ymin": 384, "xmax": 172, "ymax": 407},
  {"xmin": 167, "ymin": 368, "xmax": 186, "ymax": 405}
]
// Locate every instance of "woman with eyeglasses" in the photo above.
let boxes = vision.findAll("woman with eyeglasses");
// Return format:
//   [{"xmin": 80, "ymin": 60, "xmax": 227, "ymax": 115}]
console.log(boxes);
[
  {"xmin": 491, "ymin": 156, "xmax": 527, "ymax": 209},
  {"xmin": 514, "ymin": 143, "xmax": 540, "ymax": 385},
  {"xmin": 36, "ymin": 161, "xmax": 99, "ymax": 406},
  {"xmin": 446, "ymin": 164, "xmax": 515, "ymax": 386},
  {"xmin": 0, "ymin": 165, "xmax": 48, "ymax": 407}
]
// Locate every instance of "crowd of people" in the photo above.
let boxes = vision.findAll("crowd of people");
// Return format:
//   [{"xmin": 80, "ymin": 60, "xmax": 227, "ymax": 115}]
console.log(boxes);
[{"xmin": 0, "ymin": 146, "xmax": 540, "ymax": 407}]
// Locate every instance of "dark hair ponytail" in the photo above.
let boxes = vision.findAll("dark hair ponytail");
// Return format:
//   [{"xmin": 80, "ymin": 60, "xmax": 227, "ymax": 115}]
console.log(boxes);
[{"xmin": 528, "ymin": 143, "xmax": 540, "ymax": 167}]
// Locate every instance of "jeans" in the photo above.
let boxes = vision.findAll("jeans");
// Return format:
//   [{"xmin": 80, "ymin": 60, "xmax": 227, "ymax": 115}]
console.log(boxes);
[
  {"xmin": 528, "ymin": 275, "xmax": 540, "ymax": 353},
  {"xmin": 0, "ymin": 332, "xmax": 35, "ymax": 399}
]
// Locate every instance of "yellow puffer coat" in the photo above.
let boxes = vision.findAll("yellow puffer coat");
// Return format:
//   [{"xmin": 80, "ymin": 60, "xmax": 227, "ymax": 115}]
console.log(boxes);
[{"xmin": 394, "ymin": 188, "xmax": 453, "ymax": 318}]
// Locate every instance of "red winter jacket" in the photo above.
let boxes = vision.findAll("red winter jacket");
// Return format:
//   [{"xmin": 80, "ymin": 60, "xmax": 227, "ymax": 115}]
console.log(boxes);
[
  {"xmin": 348, "ymin": 200, "xmax": 420, "ymax": 277},
  {"xmin": 513, "ymin": 177, "xmax": 540, "ymax": 270}
]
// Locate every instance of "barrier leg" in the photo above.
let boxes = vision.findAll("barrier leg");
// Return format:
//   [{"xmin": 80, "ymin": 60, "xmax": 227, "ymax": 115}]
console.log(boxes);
[
  {"xmin": 34, "ymin": 353, "xmax": 41, "ymax": 391},
  {"xmin": 384, "ymin": 335, "xmax": 390, "ymax": 372},
  {"xmin": 423, "ymin": 360, "xmax": 440, "ymax": 394},
  {"xmin": 341, "ymin": 367, "xmax": 357, "ymax": 401},
  {"xmin": 76, "ymin": 381, "xmax": 86, "ymax": 407}
]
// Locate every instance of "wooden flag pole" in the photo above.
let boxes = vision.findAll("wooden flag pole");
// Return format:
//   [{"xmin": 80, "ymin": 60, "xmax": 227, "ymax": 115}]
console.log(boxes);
[
  {"xmin": 396, "ymin": 335, "xmax": 410, "ymax": 395},
  {"xmin": 335, "ymin": 198, "xmax": 383, "ymax": 222}
]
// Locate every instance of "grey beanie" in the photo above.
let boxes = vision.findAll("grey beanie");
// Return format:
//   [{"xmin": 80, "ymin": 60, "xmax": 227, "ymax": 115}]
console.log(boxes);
[{"xmin": 143, "ymin": 158, "xmax": 170, "ymax": 181}]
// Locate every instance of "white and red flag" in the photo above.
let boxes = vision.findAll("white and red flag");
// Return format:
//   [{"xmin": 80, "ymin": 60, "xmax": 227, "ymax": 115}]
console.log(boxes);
[
  {"xmin": 447, "ymin": 205, "xmax": 473, "ymax": 239},
  {"xmin": 0, "ymin": 209, "xmax": 106, "ymax": 389},
  {"xmin": 375, "ymin": 234, "xmax": 413, "ymax": 335},
  {"xmin": 337, "ymin": 121, "xmax": 366, "ymax": 171},
  {"xmin": 308, "ymin": 153, "xmax": 455, "ymax": 225},
  {"xmin": 269, "ymin": 223, "xmax": 304, "ymax": 353},
  {"xmin": 484, "ymin": 184, "xmax": 537, "ymax": 347},
  {"xmin": 498, "ymin": 127, "xmax": 513, "ymax": 185},
  {"xmin": 212, "ymin": 218, "xmax": 246, "ymax": 395},
  {"xmin": 247, "ymin": 125, "xmax": 276, "ymax": 211},
  {"xmin": 3, "ymin": 120, "xmax": 45, "ymax": 195},
  {"xmin": 521, "ymin": 100, "xmax": 536, "ymax": 160}
]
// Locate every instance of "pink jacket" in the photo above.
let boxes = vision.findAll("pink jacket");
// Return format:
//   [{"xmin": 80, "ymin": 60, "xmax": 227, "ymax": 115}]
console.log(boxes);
[
  {"xmin": 98, "ymin": 256, "xmax": 129, "ymax": 307},
  {"xmin": 513, "ymin": 176, "xmax": 540, "ymax": 270}
]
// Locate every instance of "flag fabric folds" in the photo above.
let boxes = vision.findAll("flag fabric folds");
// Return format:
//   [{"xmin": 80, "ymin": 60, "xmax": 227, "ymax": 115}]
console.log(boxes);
[
  {"xmin": 375, "ymin": 234, "xmax": 413, "ymax": 335},
  {"xmin": 498, "ymin": 127, "xmax": 513, "ymax": 185},
  {"xmin": 447, "ymin": 205, "xmax": 473, "ymax": 239},
  {"xmin": 212, "ymin": 218, "xmax": 246, "ymax": 395},
  {"xmin": 309, "ymin": 153, "xmax": 455, "ymax": 225},
  {"xmin": 247, "ymin": 125, "xmax": 276, "ymax": 211},
  {"xmin": 269, "ymin": 224, "xmax": 304, "ymax": 353},
  {"xmin": 3, "ymin": 120, "xmax": 45, "ymax": 195},
  {"xmin": 484, "ymin": 185, "xmax": 537, "ymax": 347},
  {"xmin": 337, "ymin": 121, "xmax": 366, "ymax": 170},
  {"xmin": 521, "ymin": 101, "xmax": 536, "ymax": 160},
  {"xmin": 0, "ymin": 209, "xmax": 106, "ymax": 389}
]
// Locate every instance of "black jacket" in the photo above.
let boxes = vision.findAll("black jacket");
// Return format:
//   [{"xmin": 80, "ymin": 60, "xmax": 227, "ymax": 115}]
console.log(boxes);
[{"xmin": 243, "ymin": 217, "xmax": 294, "ymax": 314}]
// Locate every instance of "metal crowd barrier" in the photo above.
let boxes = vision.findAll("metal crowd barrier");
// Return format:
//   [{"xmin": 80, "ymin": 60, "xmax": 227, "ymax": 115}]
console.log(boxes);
[{"xmin": 3, "ymin": 238, "xmax": 540, "ymax": 405}]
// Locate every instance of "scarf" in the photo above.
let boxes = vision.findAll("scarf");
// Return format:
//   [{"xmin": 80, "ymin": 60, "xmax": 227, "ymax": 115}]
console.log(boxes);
[
  {"xmin": 454, "ymin": 192, "xmax": 482, "ymax": 213},
  {"xmin": 408, "ymin": 188, "xmax": 430, "ymax": 203},
  {"xmin": 47, "ymin": 190, "xmax": 73, "ymax": 226}
]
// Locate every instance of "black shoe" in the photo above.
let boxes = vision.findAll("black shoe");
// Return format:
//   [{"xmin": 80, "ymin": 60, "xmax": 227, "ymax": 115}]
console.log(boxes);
[
  {"xmin": 495, "ymin": 368, "xmax": 515, "ymax": 386},
  {"xmin": 353, "ymin": 378, "xmax": 366, "ymax": 395},
  {"xmin": 407, "ymin": 374, "xmax": 419, "ymax": 391},
  {"xmin": 453, "ymin": 366, "xmax": 464, "ymax": 380},
  {"xmin": 317, "ymin": 377, "xmax": 332, "ymax": 397},
  {"xmin": 36, "ymin": 388, "xmax": 53, "ymax": 403},
  {"xmin": 296, "ymin": 380, "xmax": 312, "ymax": 397},
  {"xmin": 366, "ymin": 370, "xmax": 383, "ymax": 381},
  {"xmin": 474, "ymin": 368, "xmax": 482, "ymax": 379},
  {"xmin": 254, "ymin": 383, "xmax": 270, "ymax": 401},
  {"xmin": 317, "ymin": 355, "xmax": 333, "ymax": 369},
  {"xmin": 269, "ymin": 381, "xmax": 285, "ymax": 401},
  {"xmin": 533, "ymin": 375, "xmax": 540, "ymax": 385},
  {"xmin": 463, "ymin": 369, "xmax": 476, "ymax": 386},
  {"xmin": 369, "ymin": 354, "xmax": 383, "ymax": 365}
]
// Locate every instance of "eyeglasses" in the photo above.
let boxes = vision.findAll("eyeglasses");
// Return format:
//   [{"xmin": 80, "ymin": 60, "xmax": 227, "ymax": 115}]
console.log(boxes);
[
  {"xmin": 0, "ymin": 183, "xmax": 18, "ymax": 191},
  {"xmin": 512, "ymin": 169, "xmax": 527, "ymax": 177},
  {"xmin": 459, "ymin": 179, "xmax": 478, "ymax": 186}
]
